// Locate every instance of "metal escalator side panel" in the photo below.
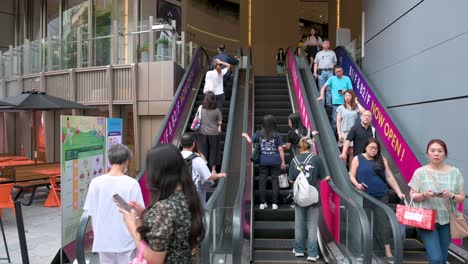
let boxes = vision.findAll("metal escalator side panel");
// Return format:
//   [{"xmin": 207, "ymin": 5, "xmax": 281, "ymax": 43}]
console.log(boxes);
[{"xmin": 232, "ymin": 48, "xmax": 252, "ymax": 264}]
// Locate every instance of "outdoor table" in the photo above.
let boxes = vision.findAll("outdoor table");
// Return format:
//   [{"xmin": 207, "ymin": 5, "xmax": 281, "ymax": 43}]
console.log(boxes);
[
  {"xmin": 0, "ymin": 160, "xmax": 39, "ymax": 167},
  {"xmin": 30, "ymin": 168, "xmax": 61, "ymax": 207}
]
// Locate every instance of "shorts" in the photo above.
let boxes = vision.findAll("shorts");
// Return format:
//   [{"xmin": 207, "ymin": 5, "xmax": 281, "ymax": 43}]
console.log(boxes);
[{"xmin": 338, "ymin": 131, "xmax": 354, "ymax": 147}]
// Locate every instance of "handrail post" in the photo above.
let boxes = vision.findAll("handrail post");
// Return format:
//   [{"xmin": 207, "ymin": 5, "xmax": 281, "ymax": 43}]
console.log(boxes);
[
  {"xmin": 0, "ymin": 51, "xmax": 3, "ymax": 80},
  {"xmin": 77, "ymin": 27, "xmax": 82, "ymax": 68},
  {"xmin": 23, "ymin": 39, "xmax": 30, "ymax": 74},
  {"xmin": 149, "ymin": 16, "xmax": 154, "ymax": 62},
  {"xmin": 171, "ymin": 20, "xmax": 176, "ymax": 63},
  {"xmin": 8, "ymin": 45, "xmax": 13, "ymax": 77},
  {"xmin": 46, "ymin": 35, "xmax": 52, "ymax": 71},
  {"xmin": 189, "ymin": 41, "xmax": 193, "ymax": 64},
  {"xmin": 181, "ymin": 31, "xmax": 185, "ymax": 68},
  {"xmin": 111, "ymin": 20, "xmax": 118, "ymax": 65}
]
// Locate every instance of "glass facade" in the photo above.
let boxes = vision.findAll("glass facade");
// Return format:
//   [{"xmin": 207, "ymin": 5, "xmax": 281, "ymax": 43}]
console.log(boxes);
[{"xmin": 0, "ymin": 0, "xmax": 191, "ymax": 79}]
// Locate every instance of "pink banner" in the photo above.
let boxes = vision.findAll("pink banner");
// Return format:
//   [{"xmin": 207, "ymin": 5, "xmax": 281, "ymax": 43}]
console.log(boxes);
[{"xmin": 288, "ymin": 50, "xmax": 340, "ymax": 242}]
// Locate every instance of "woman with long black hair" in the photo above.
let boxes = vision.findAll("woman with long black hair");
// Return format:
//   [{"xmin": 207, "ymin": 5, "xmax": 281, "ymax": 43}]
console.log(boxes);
[
  {"xmin": 284, "ymin": 113, "xmax": 318, "ymax": 160},
  {"xmin": 242, "ymin": 115, "xmax": 286, "ymax": 210},
  {"xmin": 121, "ymin": 144, "xmax": 205, "ymax": 264}
]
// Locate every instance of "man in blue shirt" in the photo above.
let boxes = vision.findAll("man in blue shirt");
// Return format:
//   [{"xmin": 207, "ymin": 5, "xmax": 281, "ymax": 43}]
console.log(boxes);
[
  {"xmin": 210, "ymin": 44, "xmax": 239, "ymax": 80},
  {"xmin": 317, "ymin": 65, "xmax": 353, "ymax": 132}
]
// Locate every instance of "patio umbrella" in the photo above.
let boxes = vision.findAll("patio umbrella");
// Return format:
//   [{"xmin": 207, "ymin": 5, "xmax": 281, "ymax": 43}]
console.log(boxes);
[
  {"xmin": 0, "ymin": 99, "xmax": 15, "ymax": 108},
  {"xmin": 2, "ymin": 90, "xmax": 94, "ymax": 163}
]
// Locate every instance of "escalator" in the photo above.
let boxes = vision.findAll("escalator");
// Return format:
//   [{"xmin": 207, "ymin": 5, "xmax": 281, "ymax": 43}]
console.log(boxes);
[
  {"xmin": 231, "ymin": 49, "xmax": 373, "ymax": 264},
  {"xmin": 293, "ymin": 46, "xmax": 468, "ymax": 263},
  {"xmin": 75, "ymin": 47, "xmax": 244, "ymax": 264}
]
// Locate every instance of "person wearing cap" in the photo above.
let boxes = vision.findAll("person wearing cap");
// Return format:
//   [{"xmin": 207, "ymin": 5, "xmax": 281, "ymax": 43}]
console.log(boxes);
[
  {"xmin": 210, "ymin": 44, "xmax": 239, "ymax": 81},
  {"xmin": 205, "ymin": 59, "xmax": 231, "ymax": 112}
]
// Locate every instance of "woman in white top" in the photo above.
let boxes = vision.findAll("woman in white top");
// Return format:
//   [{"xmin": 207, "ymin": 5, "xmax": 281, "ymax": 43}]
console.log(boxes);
[
  {"xmin": 304, "ymin": 28, "xmax": 322, "ymax": 69},
  {"xmin": 336, "ymin": 90, "xmax": 364, "ymax": 166}
]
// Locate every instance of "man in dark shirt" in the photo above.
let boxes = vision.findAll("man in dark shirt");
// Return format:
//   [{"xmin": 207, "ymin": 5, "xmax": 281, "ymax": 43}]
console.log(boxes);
[
  {"xmin": 339, "ymin": 110, "xmax": 374, "ymax": 160},
  {"xmin": 210, "ymin": 44, "xmax": 239, "ymax": 80}
]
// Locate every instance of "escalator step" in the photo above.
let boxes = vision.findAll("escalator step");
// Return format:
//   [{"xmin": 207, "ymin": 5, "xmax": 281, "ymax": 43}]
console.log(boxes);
[
  {"xmin": 254, "ymin": 238, "xmax": 294, "ymax": 250},
  {"xmin": 253, "ymin": 250, "xmax": 322, "ymax": 263},
  {"xmin": 254, "ymin": 205, "xmax": 294, "ymax": 221},
  {"xmin": 255, "ymin": 77, "xmax": 287, "ymax": 84},
  {"xmin": 255, "ymin": 102, "xmax": 292, "ymax": 109},
  {"xmin": 254, "ymin": 221, "xmax": 295, "ymax": 238},
  {"xmin": 255, "ymin": 83, "xmax": 288, "ymax": 89},
  {"xmin": 256, "ymin": 89, "xmax": 289, "ymax": 96}
]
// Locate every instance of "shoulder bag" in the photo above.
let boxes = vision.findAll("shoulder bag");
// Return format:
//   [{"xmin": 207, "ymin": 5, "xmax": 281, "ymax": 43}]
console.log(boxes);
[{"xmin": 426, "ymin": 169, "xmax": 468, "ymax": 239}]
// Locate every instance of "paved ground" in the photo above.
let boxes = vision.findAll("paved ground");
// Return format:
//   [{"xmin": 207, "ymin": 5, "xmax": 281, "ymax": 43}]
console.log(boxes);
[{"xmin": 1, "ymin": 188, "xmax": 61, "ymax": 264}]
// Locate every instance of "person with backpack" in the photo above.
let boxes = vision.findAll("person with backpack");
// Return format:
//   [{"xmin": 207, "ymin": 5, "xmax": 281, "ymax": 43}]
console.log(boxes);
[
  {"xmin": 349, "ymin": 138, "xmax": 405, "ymax": 263},
  {"xmin": 285, "ymin": 113, "xmax": 319, "ymax": 160},
  {"xmin": 288, "ymin": 138, "xmax": 330, "ymax": 262},
  {"xmin": 181, "ymin": 133, "xmax": 226, "ymax": 207},
  {"xmin": 242, "ymin": 115, "xmax": 286, "ymax": 210}
]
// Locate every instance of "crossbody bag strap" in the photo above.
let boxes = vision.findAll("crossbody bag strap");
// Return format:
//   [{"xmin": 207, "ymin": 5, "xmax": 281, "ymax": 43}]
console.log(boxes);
[{"xmin": 425, "ymin": 168, "xmax": 455, "ymax": 213}]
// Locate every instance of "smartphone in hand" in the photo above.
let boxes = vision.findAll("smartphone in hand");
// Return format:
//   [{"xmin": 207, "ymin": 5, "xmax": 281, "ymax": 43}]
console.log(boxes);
[{"xmin": 112, "ymin": 194, "xmax": 132, "ymax": 212}]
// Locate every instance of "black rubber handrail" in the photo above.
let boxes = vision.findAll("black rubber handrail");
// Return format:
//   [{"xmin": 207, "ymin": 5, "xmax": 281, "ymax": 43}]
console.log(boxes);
[
  {"xmin": 201, "ymin": 48, "xmax": 243, "ymax": 263},
  {"xmin": 232, "ymin": 48, "xmax": 251, "ymax": 264},
  {"xmin": 296, "ymin": 49, "xmax": 403, "ymax": 263},
  {"xmin": 75, "ymin": 212, "xmax": 90, "ymax": 264},
  {"xmin": 290, "ymin": 48, "xmax": 373, "ymax": 263}
]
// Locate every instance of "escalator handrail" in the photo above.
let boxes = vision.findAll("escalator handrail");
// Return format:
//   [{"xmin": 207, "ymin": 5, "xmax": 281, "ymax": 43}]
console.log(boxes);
[
  {"xmin": 232, "ymin": 47, "xmax": 251, "ymax": 263},
  {"xmin": 289, "ymin": 48, "xmax": 373, "ymax": 263},
  {"xmin": 75, "ymin": 212, "xmax": 90, "ymax": 264},
  {"xmin": 295, "ymin": 49, "xmax": 403, "ymax": 263},
  {"xmin": 136, "ymin": 47, "xmax": 209, "ymax": 181},
  {"xmin": 201, "ymin": 48, "xmax": 243, "ymax": 262}
]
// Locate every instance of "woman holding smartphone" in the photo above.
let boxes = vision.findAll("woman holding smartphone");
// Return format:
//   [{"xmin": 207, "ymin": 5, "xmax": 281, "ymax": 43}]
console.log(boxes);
[
  {"xmin": 120, "ymin": 144, "xmax": 205, "ymax": 264},
  {"xmin": 408, "ymin": 139, "xmax": 465, "ymax": 264},
  {"xmin": 349, "ymin": 138, "xmax": 404, "ymax": 262}
]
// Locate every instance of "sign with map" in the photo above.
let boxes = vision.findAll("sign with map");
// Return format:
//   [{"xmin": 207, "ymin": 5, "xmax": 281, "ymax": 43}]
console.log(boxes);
[{"xmin": 60, "ymin": 115, "xmax": 106, "ymax": 261}]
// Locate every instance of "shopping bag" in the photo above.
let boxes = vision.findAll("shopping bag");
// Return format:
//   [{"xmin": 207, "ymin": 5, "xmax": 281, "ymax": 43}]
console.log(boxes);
[
  {"xmin": 396, "ymin": 198, "xmax": 436, "ymax": 230},
  {"xmin": 278, "ymin": 171, "xmax": 289, "ymax": 188},
  {"xmin": 129, "ymin": 241, "xmax": 147, "ymax": 264},
  {"xmin": 191, "ymin": 106, "xmax": 202, "ymax": 131}
]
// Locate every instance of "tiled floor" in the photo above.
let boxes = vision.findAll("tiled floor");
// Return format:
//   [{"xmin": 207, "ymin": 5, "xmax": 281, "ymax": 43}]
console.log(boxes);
[{"xmin": 1, "ymin": 188, "xmax": 61, "ymax": 264}]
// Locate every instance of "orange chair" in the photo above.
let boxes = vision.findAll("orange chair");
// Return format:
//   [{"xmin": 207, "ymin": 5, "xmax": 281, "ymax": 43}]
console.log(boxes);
[{"xmin": 0, "ymin": 183, "xmax": 14, "ymax": 217}]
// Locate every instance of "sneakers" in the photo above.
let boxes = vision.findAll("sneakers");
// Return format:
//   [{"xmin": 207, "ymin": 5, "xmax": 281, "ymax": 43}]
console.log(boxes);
[
  {"xmin": 292, "ymin": 249, "xmax": 304, "ymax": 257},
  {"xmin": 307, "ymin": 255, "xmax": 319, "ymax": 262},
  {"xmin": 259, "ymin": 203, "xmax": 268, "ymax": 210},
  {"xmin": 272, "ymin": 204, "xmax": 278, "ymax": 210}
]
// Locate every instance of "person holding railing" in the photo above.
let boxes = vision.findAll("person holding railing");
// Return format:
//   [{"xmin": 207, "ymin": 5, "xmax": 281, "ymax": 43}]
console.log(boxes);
[
  {"xmin": 408, "ymin": 139, "xmax": 465, "ymax": 264},
  {"xmin": 317, "ymin": 65, "xmax": 353, "ymax": 135},
  {"xmin": 242, "ymin": 115, "xmax": 286, "ymax": 210},
  {"xmin": 349, "ymin": 138, "xmax": 405, "ymax": 263},
  {"xmin": 210, "ymin": 44, "xmax": 238, "ymax": 81},
  {"xmin": 340, "ymin": 110, "xmax": 374, "ymax": 161}
]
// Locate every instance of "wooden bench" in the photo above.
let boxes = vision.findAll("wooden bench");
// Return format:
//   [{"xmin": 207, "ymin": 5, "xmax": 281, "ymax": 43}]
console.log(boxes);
[{"xmin": 8, "ymin": 163, "xmax": 60, "ymax": 205}]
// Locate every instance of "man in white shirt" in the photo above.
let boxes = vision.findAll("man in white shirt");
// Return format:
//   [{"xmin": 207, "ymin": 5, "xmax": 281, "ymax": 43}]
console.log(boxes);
[
  {"xmin": 84, "ymin": 144, "xmax": 144, "ymax": 264},
  {"xmin": 313, "ymin": 39, "xmax": 337, "ymax": 107},
  {"xmin": 180, "ymin": 133, "xmax": 226, "ymax": 207},
  {"xmin": 205, "ymin": 59, "xmax": 231, "ymax": 112}
]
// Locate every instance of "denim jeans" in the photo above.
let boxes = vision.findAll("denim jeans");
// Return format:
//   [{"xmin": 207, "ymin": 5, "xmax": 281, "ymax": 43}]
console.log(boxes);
[
  {"xmin": 294, "ymin": 205, "xmax": 319, "ymax": 256},
  {"xmin": 318, "ymin": 70, "xmax": 334, "ymax": 107},
  {"xmin": 331, "ymin": 104, "xmax": 339, "ymax": 132},
  {"xmin": 258, "ymin": 165, "xmax": 281, "ymax": 204},
  {"xmin": 418, "ymin": 223, "xmax": 451, "ymax": 264}
]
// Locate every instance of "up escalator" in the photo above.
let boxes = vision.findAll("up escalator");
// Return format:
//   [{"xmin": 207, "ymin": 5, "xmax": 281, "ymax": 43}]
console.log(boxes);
[
  {"xmin": 75, "ymin": 47, "xmax": 243, "ymax": 264},
  {"xmin": 294, "ymin": 45, "xmax": 468, "ymax": 263}
]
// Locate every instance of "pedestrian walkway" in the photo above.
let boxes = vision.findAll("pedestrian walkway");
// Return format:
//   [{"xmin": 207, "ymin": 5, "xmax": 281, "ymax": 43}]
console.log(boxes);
[{"xmin": 1, "ymin": 188, "xmax": 60, "ymax": 264}]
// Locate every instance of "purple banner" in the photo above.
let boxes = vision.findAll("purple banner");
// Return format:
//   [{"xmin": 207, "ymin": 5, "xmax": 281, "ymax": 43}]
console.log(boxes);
[
  {"xmin": 139, "ymin": 49, "xmax": 204, "ymax": 204},
  {"xmin": 336, "ymin": 47, "xmax": 421, "ymax": 183},
  {"xmin": 288, "ymin": 50, "xmax": 341, "ymax": 243}
]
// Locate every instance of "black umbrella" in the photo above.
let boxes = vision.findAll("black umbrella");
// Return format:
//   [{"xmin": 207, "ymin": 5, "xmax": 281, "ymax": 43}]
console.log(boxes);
[
  {"xmin": 2, "ymin": 90, "xmax": 94, "ymax": 163},
  {"xmin": 0, "ymin": 99, "xmax": 15, "ymax": 108}
]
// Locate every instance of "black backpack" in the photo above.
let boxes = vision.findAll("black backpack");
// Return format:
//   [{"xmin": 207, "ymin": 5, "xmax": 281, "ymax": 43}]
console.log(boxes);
[{"xmin": 185, "ymin": 153, "xmax": 199, "ymax": 176}]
